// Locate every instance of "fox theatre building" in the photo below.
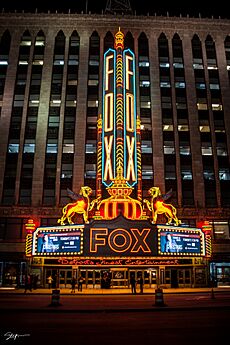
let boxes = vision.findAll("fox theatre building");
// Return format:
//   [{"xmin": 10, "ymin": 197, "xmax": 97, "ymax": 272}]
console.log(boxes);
[{"xmin": 25, "ymin": 29, "xmax": 212, "ymax": 289}]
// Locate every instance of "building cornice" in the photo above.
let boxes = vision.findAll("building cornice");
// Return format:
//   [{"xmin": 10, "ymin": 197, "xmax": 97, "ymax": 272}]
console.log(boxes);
[{"xmin": 0, "ymin": 206, "xmax": 229, "ymax": 219}]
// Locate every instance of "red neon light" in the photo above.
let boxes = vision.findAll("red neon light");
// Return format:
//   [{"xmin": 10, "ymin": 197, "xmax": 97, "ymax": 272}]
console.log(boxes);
[{"xmin": 25, "ymin": 218, "xmax": 37, "ymax": 233}]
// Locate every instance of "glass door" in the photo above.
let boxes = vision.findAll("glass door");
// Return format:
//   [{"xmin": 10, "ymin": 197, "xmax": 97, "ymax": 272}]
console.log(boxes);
[
  {"xmin": 87, "ymin": 270, "xmax": 94, "ymax": 288},
  {"xmin": 111, "ymin": 269, "xmax": 128, "ymax": 287},
  {"xmin": 150, "ymin": 269, "xmax": 158, "ymax": 287},
  {"xmin": 78, "ymin": 269, "xmax": 86, "ymax": 287},
  {"xmin": 95, "ymin": 270, "xmax": 101, "ymax": 287},
  {"xmin": 178, "ymin": 269, "xmax": 192, "ymax": 287},
  {"xmin": 216, "ymin": 266, "xmax": 230, "ymax": 286},
  {"xmin": 144, "ymin": 270, "xmax": 151, "ymax": 287},
  {"xmin": 45, "ymin": 269, "xmax": 58, "ymax": 288},
  {"xmin": 59, "ymin": 269, "xmax": 72, "ymax": 288}
]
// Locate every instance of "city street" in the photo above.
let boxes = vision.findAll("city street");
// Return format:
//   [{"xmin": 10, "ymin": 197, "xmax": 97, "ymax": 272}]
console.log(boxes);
[
  {"xmin": 0, "ymin": 290, "xmax": 229, "ymax": 345},
  {"xmin": 0, "ymin": 289, "xmax": 230, "ymax": 311},
  {"xmin": 0, "ymin": 308, "xmax": 228, "ymax": 345}
]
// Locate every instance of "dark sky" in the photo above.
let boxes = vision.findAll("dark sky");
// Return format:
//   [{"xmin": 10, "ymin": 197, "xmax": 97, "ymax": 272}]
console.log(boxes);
[{"xmin": 1, "ymin": 0, "xmax": 229, "ymax": 19}]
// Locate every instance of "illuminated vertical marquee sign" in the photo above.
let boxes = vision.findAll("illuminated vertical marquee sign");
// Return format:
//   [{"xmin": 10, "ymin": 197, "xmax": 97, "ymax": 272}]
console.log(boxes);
[
  {"xmin": 102, "ymin": 48, "xmax": 116, "ymax": 186},
  {"xmin": 102, "ymin": 30, "xmax": 137, "ymax": 188},
  {"xmin": 123, "ymin": 49, "xmax": 137, "ymax": 186}
]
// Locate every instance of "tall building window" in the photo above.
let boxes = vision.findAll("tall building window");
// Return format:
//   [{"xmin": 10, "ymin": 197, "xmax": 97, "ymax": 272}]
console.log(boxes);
[
  {"xmin": 216, "ymin": 132, "xmax": 230, "ymax": 206},
  {"xmin": 212, "ymin": 221, "xmax": 230, "ymax": 240},
  {"xmin": 138, "ymin": 32, "xmax": 153, "ymax": 195},
  {"xmin": 2, "ymin": 31, "xmax": 32, "ymax": 205},
  {"xmin": 192, "ymin": 34, "xmax": 218, "ymax": 207},
  {"xmin": 173, "ymin": 33, "xmax": 194, "ymax": 206},
  {"xmin": 43, "ymin": 31, "xmax": 65, "ymax": 205},
  {"xmin": 60, "ymin": 31, "xmax": 79, "ymax": 205},
  {"xmin": 224, "ymin": 35, "xmax": 230, "ymax": 78},
  {"xmin": 19, "ymin": 31, "xmax": 45, "ymax": 205},
  {"xmin": 0, "ymin": 30, "xmax": 11, "ymax": 105},
  {"xmin": 84, "ymin": 31, "xmax": 100, "ymax": 196},
  {"xmin": 159, "ymin": 33, "xmax": 177, "ymax": 204}
]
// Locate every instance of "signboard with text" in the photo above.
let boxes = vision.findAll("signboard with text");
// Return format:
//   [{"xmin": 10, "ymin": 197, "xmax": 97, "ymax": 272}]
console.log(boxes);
[
  {"xmin": 158, "ymin": 226, "xmax": 205, "ymax": 256},
  {"xmin": 32, "ymin": 226, "xmax": 84, "ymax": 256},
  {"xmin": 27, "ymin": 216, "xmax": 209, "ymax": 258}
]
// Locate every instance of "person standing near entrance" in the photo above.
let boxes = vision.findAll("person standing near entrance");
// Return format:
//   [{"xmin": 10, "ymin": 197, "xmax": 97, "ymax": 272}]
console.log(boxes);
[
  {"xmin": 138, "ymin": 276, "xmax": 144, "ymax": 294},
  {"xmin": 47, "ymin": 275, "xmax": 53, "ymax": 289},
  {"xmin": 71, "ymin": 276, "xmax": 77, "ymax": 293},
  {"xmin": 130, "ymin": 275, "xmax": 136, "ymax": 294},
  {"xmin": 78, "ymin": 276, "xmax": 83, "ymax": 292}
]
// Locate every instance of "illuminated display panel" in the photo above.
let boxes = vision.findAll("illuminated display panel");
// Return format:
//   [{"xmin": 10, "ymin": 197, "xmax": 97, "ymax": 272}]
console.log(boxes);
[
  {"xmin": 28, "ymin": 220, "xmax": 209, "ymax": 258},
  {"xmin": 158, "ymin": 227, "xmax": 205, "ymax": 256},
  {"xmin": 32, "ymin": 226, "xmax": 84, "ymax": 256}
]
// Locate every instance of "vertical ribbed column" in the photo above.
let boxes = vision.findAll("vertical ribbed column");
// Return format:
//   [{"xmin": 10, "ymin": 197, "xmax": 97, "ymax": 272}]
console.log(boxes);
[
  {"xmin": 201, "ymin": 39, "xmax": 221, "ymax": 207},
  {"xmin": 168, "ymin": 37, "xmax": 182, "ymax": 206},
  {"xmin": 72, "ymin": 30, "xmax": 89, "ymax": 193},
  {"xmin": 215, "ymin": 35, "xmax": 230, "ymax": 162},
  {"xmin": 15, "ymin": 36, "xmax": 35, "ymax": 204},
  {"xmin": 0, "ymin": 32, "xmax": 20, "ymax": 200},
  {"xmin": 32, "ymin": 30, "xmax": 54, "ymax": 206},
  {"xmin": 56, "ymin": 36, "xmax": 69, "ymax": 205},
  {"xmin": 182, "ymin": 34, "xmax": 205, "ymax": 208},
  {"xmin": 148, "ymin": 33, "xmax": 165, "ymax": 191}
]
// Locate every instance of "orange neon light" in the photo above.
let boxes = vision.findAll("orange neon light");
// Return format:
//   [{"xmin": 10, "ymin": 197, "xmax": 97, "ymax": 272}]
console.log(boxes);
[
  {"xmin": 108, "ymin": 229, "xmax": 132, "ymax": 253},
  {"xmin": 131, "ymin": 228, "xmax": 151, "ymax": 253},
  {"xmin": 89, "ymin": 227, "xmax": 152, "ymax": 254},
  {"xmin": 105, "ymin": 54, "xmax": 114, "ymax": 91},
  {"xmin": 125, "ymin": 54, "xmax": 134, "ymax": 90},
  {"xmin": 90, "ymin": 228, "xmax": 108, "ymax": 252}
]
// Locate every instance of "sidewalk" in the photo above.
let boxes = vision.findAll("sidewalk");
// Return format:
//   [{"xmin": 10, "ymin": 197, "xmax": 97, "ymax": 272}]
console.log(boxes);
[
  {"xmin": 0, "ymin": 286, "xmax": 230, "ymax": 313},
  {"xmin": 0, "ymin": 286, "xmax": 230, "ymax": 295}
]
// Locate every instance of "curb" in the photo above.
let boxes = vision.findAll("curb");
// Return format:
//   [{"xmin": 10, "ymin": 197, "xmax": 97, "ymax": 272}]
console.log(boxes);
[{"xmin": 0, "ymin": 290, "xmax": 229, "ymax": 296}]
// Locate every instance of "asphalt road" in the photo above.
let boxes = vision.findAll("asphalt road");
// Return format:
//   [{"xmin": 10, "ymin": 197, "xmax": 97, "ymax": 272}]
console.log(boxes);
[
  {"xmin": 0, "ymin": 291, "xmax": 230, "ymax": 311},
  {"xmin": 0, "ymin": 309, "xmax": 228, "ymax": 345},
  {"xmin": 0, "ymin": 292, "xmax": 229, "ymax": 345}
]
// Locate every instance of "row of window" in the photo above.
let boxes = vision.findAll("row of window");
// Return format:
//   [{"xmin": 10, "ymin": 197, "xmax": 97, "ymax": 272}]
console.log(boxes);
[{"xmin": 1, "ymin": 30, "xmax": 230, "ymax": 207}]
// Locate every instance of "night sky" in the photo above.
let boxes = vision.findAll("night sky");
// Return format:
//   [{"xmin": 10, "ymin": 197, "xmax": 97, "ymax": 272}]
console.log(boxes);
[{"xmin": 1, "ymin": 0, "xmax": 229, "ymax": 19}]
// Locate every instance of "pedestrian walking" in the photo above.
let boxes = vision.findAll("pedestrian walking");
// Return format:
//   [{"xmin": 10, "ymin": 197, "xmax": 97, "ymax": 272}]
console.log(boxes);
[
  {"xmin": 130, "ymin": 275, "xmax": 136, "ymax": 294},
  {"xmin": 47, "ymin": 275, "xmax": 53, "ymax": 289},
  {"xmin": 71, "ymin": 276, "xmax": 77, "ymax": 293},
  {"xmin": 78, "ymin": 276, "xmax": 83, "ymax": 292},
  {"xmin": 138, "ymin": 276, "xmax": 144, "ymax": 294}
]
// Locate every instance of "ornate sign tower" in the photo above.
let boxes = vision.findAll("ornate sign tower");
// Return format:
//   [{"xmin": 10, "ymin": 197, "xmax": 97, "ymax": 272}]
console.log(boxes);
[{"xmin": 95, "ymin": 28, "xmax": 143, "ymax": 220}]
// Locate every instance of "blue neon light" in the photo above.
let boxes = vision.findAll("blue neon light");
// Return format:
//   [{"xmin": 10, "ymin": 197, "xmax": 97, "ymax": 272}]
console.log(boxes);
[
  {"xmin": 123, "ymin": 48, "xmax": 137, "ymax": 187},
  {"xmin": 102, "ymin": 49, "xmax": 116, "ymax": 187}
]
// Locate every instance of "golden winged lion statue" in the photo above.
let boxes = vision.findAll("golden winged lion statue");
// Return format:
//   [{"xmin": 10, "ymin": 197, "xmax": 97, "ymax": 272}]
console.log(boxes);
[
  {"xmin": 57, "ymin": 186, "xmax": 98, "ymax": 225},
  {"xmin": 144, "ymin": 187, "xmax": 181, "ymax": 226}
]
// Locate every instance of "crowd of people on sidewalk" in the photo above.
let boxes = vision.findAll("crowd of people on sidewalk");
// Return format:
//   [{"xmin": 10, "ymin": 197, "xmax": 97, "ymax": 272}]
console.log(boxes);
[{"xmin": 23, "ymin": 273, "xmax": 146, "ymax": 294}]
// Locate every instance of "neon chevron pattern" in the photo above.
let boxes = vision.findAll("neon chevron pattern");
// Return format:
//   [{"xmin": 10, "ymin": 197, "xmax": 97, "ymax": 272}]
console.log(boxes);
[
  {"xmin": 25, "ymin": 233, "xmax": 33, "ymax": 256},
  {"xmin": 101, "ymin": 30, "xmax": 139, "ymax": 192}
]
